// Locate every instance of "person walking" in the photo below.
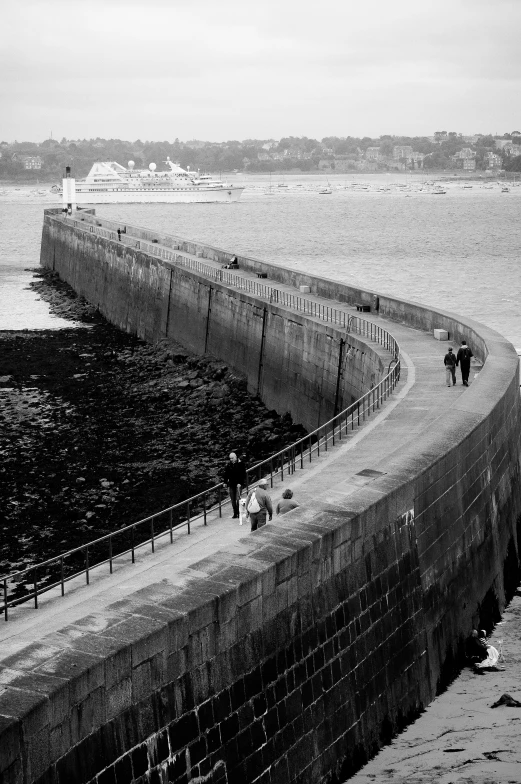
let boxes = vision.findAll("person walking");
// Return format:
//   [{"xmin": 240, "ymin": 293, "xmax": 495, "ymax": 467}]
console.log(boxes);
[
  {"xmin": 223, "ymin": 452, "xmax": 247, "ymax": 519},
  {"xmin": 276, "ymin": 488, "xmax": 299, "ymax": 515},
  {"xmin": 444, "ymin": 347, "xmax": 457, "ymax": 387},
  {"xmin": 246, "ymin": 477, "xmax": 273, "ymax": 531},
  {"xmin": 456, "ymin": 339, "xmax": 473, "ymax": 386}
]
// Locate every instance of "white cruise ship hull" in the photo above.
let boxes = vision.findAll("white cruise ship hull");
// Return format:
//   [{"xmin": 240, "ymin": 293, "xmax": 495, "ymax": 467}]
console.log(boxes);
[{"xmin": 74, "ymin": 186, "xmax": 244, "ymax": 204}]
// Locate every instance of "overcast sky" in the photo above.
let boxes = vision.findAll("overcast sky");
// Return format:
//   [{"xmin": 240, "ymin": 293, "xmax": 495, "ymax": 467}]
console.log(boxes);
[{"xmin": 2, "ymin": 0, "xmax": 520, "ymax": 143}]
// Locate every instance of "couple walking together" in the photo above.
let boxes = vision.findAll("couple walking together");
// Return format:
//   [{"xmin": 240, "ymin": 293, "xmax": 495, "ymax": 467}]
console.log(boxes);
[
  {"xmin": 223, "ymin": 452, "xmax": 298, "ymax": 531},
  {"xmin": 444, "ymin": 340, "xmax": 473, "ymax": 387},
  {"xmin": 223, "ymin": 454, "xmax": 272, "ymax": 531}
]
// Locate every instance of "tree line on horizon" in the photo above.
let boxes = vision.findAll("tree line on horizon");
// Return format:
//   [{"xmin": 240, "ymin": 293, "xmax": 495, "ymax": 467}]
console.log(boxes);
[{"xmin": 1, "ymin": 133, "xmax": 520, "ymax": 181}]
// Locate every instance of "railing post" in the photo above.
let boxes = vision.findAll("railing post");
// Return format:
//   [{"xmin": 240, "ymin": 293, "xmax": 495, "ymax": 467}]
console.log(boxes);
[
  {"xmin": 109, "ymin": 537, "xmax": 113, "ymax": 574},
  {"xmin": 280, "ymin": 453, "xmax": 284, "ymax": 482},
  {"xmin": 169, "ymin": 510, "xmax": 173, "ymax": 542},
  {"xmin": 60, "ymin": 556, "xmax": 65, "ymax": 596},
  {"xmin": 131, "ymin": 526, "xmax": 135, "ymax": 563},
  {"xmin": 300, "ymin": 442, "xmax": 304, "ymax": 469},
  {"xmin": 85, "ymin": 547, "xmax": 90, "ymax": 585},
  {"xmin": 33, "ymin": 569, "xmax": 38, "ymax": 609},
  {"xmin": 203, "ymin": 493, "xmax": 207, "ymax": 526},
  {"xmin": 4, "ymin": 579, "xmax": 8, "ymax": 621},
  {"xmin": 187, "ymin": 501, "xmax": 191, "ymax": 534},
  {"xmin": 151, "ymin": 518, "xmax": 155, "ymax": 553},
  {"xmin": 218, "ymin": 485, "xmax": 222, "ymax": 518}
]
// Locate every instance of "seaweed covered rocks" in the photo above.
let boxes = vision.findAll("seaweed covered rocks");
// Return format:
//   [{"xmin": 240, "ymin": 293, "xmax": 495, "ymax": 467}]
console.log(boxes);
[{"xmin": 0, "ymin": 269, "xmax": 307, "ymax": 576}]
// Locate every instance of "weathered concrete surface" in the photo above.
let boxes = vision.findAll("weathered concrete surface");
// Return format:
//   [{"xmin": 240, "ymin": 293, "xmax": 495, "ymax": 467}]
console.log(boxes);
[{"xmin": 0, "ymin": 212, "xmax": 518, "ymax": 784}]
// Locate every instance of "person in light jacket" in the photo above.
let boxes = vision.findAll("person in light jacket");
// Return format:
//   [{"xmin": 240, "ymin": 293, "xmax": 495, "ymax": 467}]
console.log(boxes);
[
  {"xmin": 246, "ymin": 477, "xmax": 273, "ymax": 531},
  {"xmin": 444, "ymin": 347, "xmax": 457, "ymax": 387}
]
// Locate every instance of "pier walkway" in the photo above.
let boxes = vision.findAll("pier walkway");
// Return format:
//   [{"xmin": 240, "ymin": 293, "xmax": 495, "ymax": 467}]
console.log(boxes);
[
  {"xmin": 0, "ymin": 269, "xmax": 474, "ymax": 655},
  {"xmin": 6, "ymin": 225, "xmax": 510, "ymax": 784},
  {"xmin": 4, "ymin": 210, "xmax": 514, "ymax": 784}
]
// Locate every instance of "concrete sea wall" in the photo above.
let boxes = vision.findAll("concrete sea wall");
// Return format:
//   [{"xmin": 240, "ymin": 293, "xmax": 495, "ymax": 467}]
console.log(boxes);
[
  {"xmin": 39, "ymin": 213, "xmax": 389, "ymax": 431},
  {"xmin": 0, "ymin": 211, "xmax": 519, "ymax": 784}
]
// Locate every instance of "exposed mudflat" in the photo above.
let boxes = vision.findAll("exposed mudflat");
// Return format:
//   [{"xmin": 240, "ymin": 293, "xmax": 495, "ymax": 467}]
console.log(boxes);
[{"xmin": 0, "ymin": 269, "xmax": 306, "ymax": 591}]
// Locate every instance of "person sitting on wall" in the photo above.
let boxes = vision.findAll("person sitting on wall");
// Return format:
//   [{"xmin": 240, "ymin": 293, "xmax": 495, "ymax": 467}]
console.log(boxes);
[{"xmin": 222, "ymin": 255, "xmax": 239, "ymax": 269}]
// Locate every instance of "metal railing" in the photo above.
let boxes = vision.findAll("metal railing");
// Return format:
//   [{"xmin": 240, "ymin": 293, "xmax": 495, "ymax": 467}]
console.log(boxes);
[
  {"xmin": 1, "ymin": 356, "xmax": 400, "ymax": 620},
  {"xmin": 54, "ymin": 215, "xmax": 399, "ymax": 360}
]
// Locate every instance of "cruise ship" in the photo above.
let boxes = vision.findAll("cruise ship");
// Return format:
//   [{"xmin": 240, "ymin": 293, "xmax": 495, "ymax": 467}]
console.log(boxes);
[{"xmin": 59, "ymin": 159, "xmax": 244, "ymax": 204}]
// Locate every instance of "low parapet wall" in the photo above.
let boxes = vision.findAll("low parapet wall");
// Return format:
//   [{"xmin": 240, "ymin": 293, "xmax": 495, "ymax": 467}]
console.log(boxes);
[
  {"xmin": 0, "ymin": 212, "xmax": 519, "ymax": 784},
  {"xmin": 51, "ymin": 210, "xmax": 492, "ymax": 361},
  {"xmin": 39, "ymin": 212, "xmax": 391, "ymax": 431}
]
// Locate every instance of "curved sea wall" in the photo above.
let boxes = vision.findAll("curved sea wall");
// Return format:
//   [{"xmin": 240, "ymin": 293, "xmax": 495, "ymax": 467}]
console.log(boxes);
[
  {"xmin": 39, "ymin": 212, "xmax": 391, "ymax": 432},
  {"xmin": 0, "ymin": 211, "xmax": 519, "ymax": 784}
]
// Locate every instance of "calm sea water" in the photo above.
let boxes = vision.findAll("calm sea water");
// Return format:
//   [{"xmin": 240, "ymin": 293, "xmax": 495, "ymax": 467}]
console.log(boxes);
[{"xmin": 1, "ymin": 174, "xmax": 520, "ymax": 349}]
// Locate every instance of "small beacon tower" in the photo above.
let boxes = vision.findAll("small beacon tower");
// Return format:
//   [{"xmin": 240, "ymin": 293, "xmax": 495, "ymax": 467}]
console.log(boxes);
[{"xmin": 62, "ymin": 165, "xmax": 76, "ymax": 214}]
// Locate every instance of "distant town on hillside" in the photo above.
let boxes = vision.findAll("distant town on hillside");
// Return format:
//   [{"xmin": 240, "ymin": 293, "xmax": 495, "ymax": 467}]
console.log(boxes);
[{"xmin": 2, "ymin": 130, "xmax": 521, "ymax": 181}]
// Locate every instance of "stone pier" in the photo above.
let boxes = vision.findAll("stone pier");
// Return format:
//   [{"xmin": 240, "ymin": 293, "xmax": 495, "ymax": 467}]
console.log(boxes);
[{"xmin": 0, "ymin": 210, "xmax": 519, "ymax": 784}]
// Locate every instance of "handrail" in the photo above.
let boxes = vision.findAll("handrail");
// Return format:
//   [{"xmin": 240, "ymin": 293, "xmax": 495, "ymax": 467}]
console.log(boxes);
[
  {"xmin": 52, "ymin": 214, "xmax": 399, "ymax": 360},
  {"xmin": 1, "ymin": 356, "xmax": 400, "ymax": 620}
]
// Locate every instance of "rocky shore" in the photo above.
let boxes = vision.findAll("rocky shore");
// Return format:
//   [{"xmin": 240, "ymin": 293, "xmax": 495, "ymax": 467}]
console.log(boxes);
[{"xmin": 0, "ymin": 269, "xmax": 306, "ymax": 593}]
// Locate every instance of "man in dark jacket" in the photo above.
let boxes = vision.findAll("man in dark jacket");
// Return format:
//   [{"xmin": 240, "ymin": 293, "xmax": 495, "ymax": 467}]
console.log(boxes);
[
  {"xmin": 456, "ymin": 340, "xmax": 473, "ymax": 386},
  {"xmin": 444, "ymin": 347, "xmax": 457, "ymax": 387},
  {"xmin": 223, "ymin": 452, "xmax": 247, "ymax": 518}
]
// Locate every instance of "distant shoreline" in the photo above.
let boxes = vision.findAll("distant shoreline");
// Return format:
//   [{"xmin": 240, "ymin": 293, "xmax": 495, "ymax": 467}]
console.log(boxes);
[{"xmin": 0, "ymin": 169, "xmax": 513, "ymax": 186}]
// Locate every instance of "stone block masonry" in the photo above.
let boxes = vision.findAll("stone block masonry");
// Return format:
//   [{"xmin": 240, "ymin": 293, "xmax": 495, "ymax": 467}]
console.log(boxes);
[
  {"xmin": 0, "ymin": 210, "xmax": 518, "ymax": 784},
  {"xmin": 39, "ymin": 213, "xmax": 387, "ymax": 432}
]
